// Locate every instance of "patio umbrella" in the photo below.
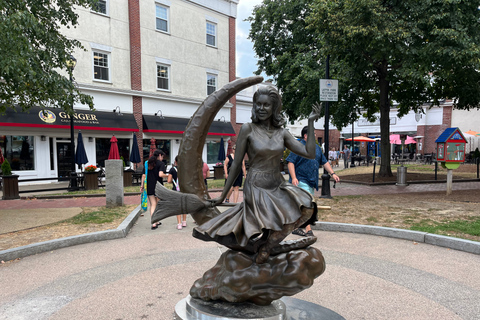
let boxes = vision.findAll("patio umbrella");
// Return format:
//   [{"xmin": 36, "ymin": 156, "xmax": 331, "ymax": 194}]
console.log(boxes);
[
  {"xmin": 217, "ymin": 137, "xmax": 226, "ymax": 163},
  {"xmin": 149, "ymin": 137, "xmax": 156, "ymax": 158},
  {"xmin": 129, "ymin": 133, "xmax": 141, "ymax": 167},
  {"xmin": 0, "ymin": 147, "xmax": 4, "ymax": 165},
  {"xmin": 75, "ymin": 131, "xmax": 88, "ymax": 170},
  {"xmin": 108, "ymin": 135, "xmax": 120, "ymax": 160},
  {"xmin": 390, "ymin": 134, "xmax": 416, "ymax": 144},
  {"xmin": 463, "ymin": 132, "xmax": 479, "ymax": 153},
  {"xmin": 19, "ymin": 138, "xmax": 31, "ymax": 167},
  {"xmin": 465, "ymin": 130, "xmax": 479, "ymax": 136},
  {"xmin": 345, "ymin": 136, "xmax": 375, "ymax": 160},
  {"xmin": 20, "ymin": 138, "xmax": 30, "ymax": 160},
  {"xmin": 345, "ymin": 136, "xmax": 376, "ymax": 142}
]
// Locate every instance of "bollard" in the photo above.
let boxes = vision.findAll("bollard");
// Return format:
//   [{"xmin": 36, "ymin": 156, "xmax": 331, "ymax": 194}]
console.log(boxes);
[
  {"xmin": 396, "ymin": 165, "xmax": 408, "ymax": 186},
  {"xmin": 320, "ymin": 171, "xmax": 332, "ymax": 199},
  {"xmin": 477, "ymin": 158, "xmax": 479, "ymax": 179}
]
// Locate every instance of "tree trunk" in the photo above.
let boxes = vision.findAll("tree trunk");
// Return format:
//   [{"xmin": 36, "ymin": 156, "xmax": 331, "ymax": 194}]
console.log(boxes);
[{"xmin": 378, "ymin": 61, "xmax": 393, "ymax": 177}]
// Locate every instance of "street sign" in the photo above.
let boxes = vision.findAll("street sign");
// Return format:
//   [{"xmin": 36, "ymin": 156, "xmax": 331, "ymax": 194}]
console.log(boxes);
[{"xmin": 319, "ymin": 79, "xmax": 338, "ymax": 101}]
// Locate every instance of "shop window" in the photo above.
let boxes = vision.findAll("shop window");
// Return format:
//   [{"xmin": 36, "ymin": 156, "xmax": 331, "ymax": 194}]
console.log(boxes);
[
  {"xmin": 142, "ymin": 139, "xmax": 171, "ymax": 165},
  {"xmin": 0, "ymin": 135, "xmax": 35, "ymax": 171},
  {"xmin": 206, "ymin": 140, "xmax": 220, "ymax": 164},
  {"xmin": 95, "ymin": 138, "xmax": 131, "ymax": 167}
]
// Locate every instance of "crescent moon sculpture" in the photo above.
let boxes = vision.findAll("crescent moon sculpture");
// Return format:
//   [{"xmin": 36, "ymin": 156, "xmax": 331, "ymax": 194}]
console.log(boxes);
[{"xmin": 162, "ymin": 76, "xmax": 264, "ymax": 226}]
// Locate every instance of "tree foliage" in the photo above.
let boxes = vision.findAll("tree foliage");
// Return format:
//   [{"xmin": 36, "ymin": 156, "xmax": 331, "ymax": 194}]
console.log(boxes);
[
  {"xmin": 0, "ymin": 0, "xmax": 96, "ymax": 114},
  {"xmin": 249, "ymin": 0, "xmax": 480, "ymax": 176},
  {"xmin": 248, "ymin": 0, "xmax": 322, "ymax": 123}
]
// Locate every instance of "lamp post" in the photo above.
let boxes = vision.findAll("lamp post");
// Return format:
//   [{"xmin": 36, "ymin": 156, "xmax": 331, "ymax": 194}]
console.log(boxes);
[
  {"xmin": 66, "ymin": 55, "xmax": 77, "ymax": 190},
  {"xmin": 350, "ymin": 117, "xmax": 356, "ymax": 168}
]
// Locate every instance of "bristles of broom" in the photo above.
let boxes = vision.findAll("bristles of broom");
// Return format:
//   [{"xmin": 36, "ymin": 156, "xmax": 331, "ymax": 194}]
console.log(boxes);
[{"xmin": 151, "ymin": 182, "xmax": 209, "ymax": 224}]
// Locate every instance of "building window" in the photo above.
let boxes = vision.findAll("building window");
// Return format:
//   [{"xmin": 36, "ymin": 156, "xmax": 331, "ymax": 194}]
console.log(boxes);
[
  {"xmin": 142, "ymin": 139, "xmax": 171, "ymax": 164},
  {"xmin": 95, "ymin": 138, "xmax": 130, "ymax": 167},
  {"xmin": 92, "ymin": 0, "xmax": 107, "ymax": 15},
  {"xmin": 206, "ymin": 141, "xmax": 220, "ymax": 164},
  {"xmin": 206, "ymin": 22, "xmax": 216, "ymax": 47},
  {"xmin": 93, "ymin": 51, "xmax": 109, "ymax": 81},
  {"xmin": 0, "ymin": 135, "xmax": 35, "ymax": 171},
  {"xmin": 207, "ymin": 74, "xmax": 217, "ymax": 95},
  {"xmin": 157, "ymin": 64, "xmax": 170, "ymax": 90},
  {"xmin": 156, "ymin": 4, "xmax": 169, "ymax": 32}
]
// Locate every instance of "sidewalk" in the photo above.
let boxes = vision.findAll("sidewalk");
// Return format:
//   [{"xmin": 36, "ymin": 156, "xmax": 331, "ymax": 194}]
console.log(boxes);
[
  {"xmin": 1, "ymin": 206, "xmax": 479, "ymax": 319},
  {"xmin": 1, "ymin": 166, "xmax": 480, "ymax": 319}
]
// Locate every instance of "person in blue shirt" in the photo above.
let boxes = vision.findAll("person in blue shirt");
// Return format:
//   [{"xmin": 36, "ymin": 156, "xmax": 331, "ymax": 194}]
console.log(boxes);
[{"xmin": 286, "ymin": 126, "xmax": 340, "ymax": 236}]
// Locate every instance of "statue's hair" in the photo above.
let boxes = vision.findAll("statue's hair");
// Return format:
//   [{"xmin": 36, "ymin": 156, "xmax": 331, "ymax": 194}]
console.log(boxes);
[{"xmin": 251, "ymin": 85, "xmax": 285, "ymax": 128}]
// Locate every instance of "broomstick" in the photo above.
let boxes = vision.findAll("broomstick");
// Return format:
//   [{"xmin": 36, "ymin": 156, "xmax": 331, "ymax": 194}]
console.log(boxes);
[{"xmin": 151, "ymin": 182, "xmax": 211, "ymax": 224}]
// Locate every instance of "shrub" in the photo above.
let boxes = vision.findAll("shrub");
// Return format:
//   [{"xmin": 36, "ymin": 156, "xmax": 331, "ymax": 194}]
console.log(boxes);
[{"xmin": 1, "ymin": 159, "xmax": 12, "ymax": 176}]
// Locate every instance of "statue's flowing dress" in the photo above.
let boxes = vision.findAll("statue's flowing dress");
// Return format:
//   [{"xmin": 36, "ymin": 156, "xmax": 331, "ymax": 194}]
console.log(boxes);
[{"xmin": 194, "ymin": 123, "xmax": 317, "ymax": 250}]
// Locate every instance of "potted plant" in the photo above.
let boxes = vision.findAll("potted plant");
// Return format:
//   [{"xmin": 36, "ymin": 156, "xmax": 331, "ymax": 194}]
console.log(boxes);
[
  {"xmin": 1, "ymin": 159, "xmax": 20, "ymax": 200},
  {"xmin": 84, "ymin": 165, "xmax": 99, "ymax": 190}
]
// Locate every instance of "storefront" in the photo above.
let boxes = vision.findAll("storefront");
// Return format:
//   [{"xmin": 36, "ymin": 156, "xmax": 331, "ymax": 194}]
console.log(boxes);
[
  {"xmin": 142, "ymin": 115, "xmax": 236, "ymax": 166},
  {"xmin": 1, "ymin": 106, "xmax": 138, "ymax": 180},
  {"xmin": 1, "ymin": 107, "xmax": 237, "ymax": 181}
]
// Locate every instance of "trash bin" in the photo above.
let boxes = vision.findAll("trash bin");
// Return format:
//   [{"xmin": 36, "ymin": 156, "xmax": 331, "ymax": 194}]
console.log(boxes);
[
  {"xmin": 124, "ymin": 168, "xmax": 133, "ymax": 187},
  {"xmin": 213, "ymin": 165, "xmax": 224, "ymax": 180},
  {"xmin": 396, "ymin": 165, "xmax": 408, "ymax": 186}
]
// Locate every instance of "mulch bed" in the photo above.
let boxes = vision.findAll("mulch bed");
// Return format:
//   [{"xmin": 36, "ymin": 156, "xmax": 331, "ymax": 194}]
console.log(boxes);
[{"xmin": 342, "ymin": 173, "xmax": 479, "ymax": 185}]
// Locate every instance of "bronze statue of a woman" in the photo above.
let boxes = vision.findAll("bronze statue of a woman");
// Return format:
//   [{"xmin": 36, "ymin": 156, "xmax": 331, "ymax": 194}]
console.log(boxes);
[
  {"xmin": 194, "ymin": 86, "xmax": 321, "ymax": 264},
  {"xmin": 153, "ymin": 79, "xmax": 325, "ymax": 305}
]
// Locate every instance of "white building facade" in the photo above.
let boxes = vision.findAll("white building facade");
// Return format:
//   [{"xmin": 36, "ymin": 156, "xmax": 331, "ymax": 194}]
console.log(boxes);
[{"xmin": 1, "ymin": 0, "xmax": 238, "ymax": 181}]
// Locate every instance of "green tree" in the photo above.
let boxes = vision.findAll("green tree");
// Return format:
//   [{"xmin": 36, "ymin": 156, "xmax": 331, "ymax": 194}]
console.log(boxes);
[
  {"xmin": 248, "ymin": 0, "xmax": 322, "ymax": 123},
  {"xmin": 249, "ymin": 0, "xmax": 480, "ymax": 176},
  {"xmin": 0, "ymin": 0, "xmax": 96, "ymax": 115}
]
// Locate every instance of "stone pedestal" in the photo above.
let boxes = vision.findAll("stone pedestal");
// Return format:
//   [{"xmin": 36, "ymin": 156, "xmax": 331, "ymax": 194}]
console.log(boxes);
[
  {"xmin": 105, "ymin": 160, "xmax": 124, "ymax": 207},
  {"xmin": 174, "ymin": 296, "xmax": 345, "ymax": 320},
  {"xmin": 174, "ymin": 295, "xmax": 286, "ymax": 320}
]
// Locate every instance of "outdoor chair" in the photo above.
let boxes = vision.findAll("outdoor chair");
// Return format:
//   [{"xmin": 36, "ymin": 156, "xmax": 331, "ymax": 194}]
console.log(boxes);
[
  {"xmin": 132, "ymin": 164, "xmax": 143, "ymax": 186},
  {"xmin": 76, "ymin": 172, "xmax": 85, "ymax": 189},
  {"xmin": 97, "ymin": 167, "xmax": 106, "ymax": 187}
]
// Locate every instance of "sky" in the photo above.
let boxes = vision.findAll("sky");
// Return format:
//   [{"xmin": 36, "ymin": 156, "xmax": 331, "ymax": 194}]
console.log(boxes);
[{"xmin": 235, "ymin": 0, "xmax": 265, "ymax": 79}]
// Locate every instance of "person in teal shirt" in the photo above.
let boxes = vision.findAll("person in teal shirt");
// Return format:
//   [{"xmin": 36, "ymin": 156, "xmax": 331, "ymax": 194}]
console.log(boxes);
[{"xmin": 286, "ymin": 126, "xmax": 340, "ymax": 236}]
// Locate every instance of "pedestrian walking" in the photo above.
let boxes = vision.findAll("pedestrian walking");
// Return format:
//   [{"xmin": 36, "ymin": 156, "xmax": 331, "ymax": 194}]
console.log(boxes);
[
  {"xmin": 287, "ymin": 126, "xmax": 340, "ymax": 237},
  {"xmin": 343, "ymin": 145, "xmax": 350, "ymax": 169},
  {"xmin": 168, "ymin": 156, "xmax": 187, "ymax": 230}
]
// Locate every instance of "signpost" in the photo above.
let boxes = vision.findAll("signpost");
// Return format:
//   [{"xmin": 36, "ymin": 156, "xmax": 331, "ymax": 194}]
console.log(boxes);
[
  {"xmin": 319, "ymin": 79, "xmax": 338, "ymax": 102},
  {"xmin": 319, "ymin": 69, "xmax": 338, "ymax": 198}
]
